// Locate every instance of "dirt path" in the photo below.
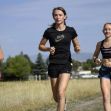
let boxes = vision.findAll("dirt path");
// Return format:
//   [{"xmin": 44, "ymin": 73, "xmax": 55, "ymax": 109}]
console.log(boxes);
[
  {"xmin": 38, "ymin": 96, "xmax": 104, "ymax": 111},
  {"xmin": 68, "ymin": 97, "xmax": 103, "ymax": 111}
]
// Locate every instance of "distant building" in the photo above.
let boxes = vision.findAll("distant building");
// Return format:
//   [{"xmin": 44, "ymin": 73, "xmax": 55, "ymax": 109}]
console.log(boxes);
[
  {"xmin": 77, "ymin": 70, "xmax": 98, "ymax": 79},
  {"xmin": 79, "ymin": 74, "xmax": 98, "ymax": 78},
  {"xmin": 78, "ymin": 70, "xmax": 91, "ymax": 75},
  {"xmin": 93, "ymin": 66, "xmax": 101, "ymax": 70}
]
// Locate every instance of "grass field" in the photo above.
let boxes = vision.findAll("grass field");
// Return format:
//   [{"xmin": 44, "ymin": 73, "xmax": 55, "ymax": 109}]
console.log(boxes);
[{"xmin": 0, "ymin": 79, "xmax": 101, "ymax": 111}]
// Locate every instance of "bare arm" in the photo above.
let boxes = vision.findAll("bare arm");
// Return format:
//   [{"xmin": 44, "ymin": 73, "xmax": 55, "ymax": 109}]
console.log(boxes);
[
  {"xmin": 93, "ymin": 41, "xmax": 101, "ymax": 59},
  {"xmin": 72, "ymin": 37, "xmax": 80, "ymax": 53},
  {"xmin": 38, "ymin": 38, "xmax": 50, "ymax": 52},
  {"xmin": 38, "ymin": 38, "xmax": 55, "ymax": 55},
  {"xmin": 93, "ymin": 41, "xmax": 101, "ymax": 64}
]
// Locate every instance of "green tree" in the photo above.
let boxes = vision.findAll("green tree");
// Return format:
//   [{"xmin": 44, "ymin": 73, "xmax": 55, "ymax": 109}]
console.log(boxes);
[
  {"xmin": 35, "ymin": 53, "xmax": 47, "ymax": 80},
  {"xmin": 23, "ymin": 54, "xmax": 35, "ymax": 71},
  {"xmin": 82, "ymin": 59, "xmax": 96, "ymax": 70},
  {"xmin": 72, "ymin": 59, "xmax": 81, "ymax": 71},
  {"xmin": 3, "ymin": 55, "xmax": 31, "ymax": 80}
]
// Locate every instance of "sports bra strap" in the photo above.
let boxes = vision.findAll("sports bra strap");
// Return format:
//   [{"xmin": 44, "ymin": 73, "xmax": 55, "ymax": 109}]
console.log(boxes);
[{"xmin": 100, "ymin": 40, "xmax": 104, "ymax": 48}]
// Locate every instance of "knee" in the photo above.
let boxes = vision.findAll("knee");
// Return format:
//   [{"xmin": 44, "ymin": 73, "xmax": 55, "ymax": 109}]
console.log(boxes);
[
  {"xmin": 103, "ymin": 94, "xmax": 110, "ymax": 103},
  {"xmin": 53, "ymin": 91, "xmax": 65, "ymax": 102},
  {"xmin": 58, "ymin": 90, "xmax": 65, "ymax": 100}
]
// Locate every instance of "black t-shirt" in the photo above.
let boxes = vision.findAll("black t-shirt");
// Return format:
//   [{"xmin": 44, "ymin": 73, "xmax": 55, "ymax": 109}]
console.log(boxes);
[{"xmin": 43, "ymin": 26, "xmax": 78, "ymax": 64}]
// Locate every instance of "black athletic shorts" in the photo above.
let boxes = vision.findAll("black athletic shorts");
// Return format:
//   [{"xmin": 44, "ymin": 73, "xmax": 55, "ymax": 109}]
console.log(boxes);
[
  {"xmin": 98, "ymin": 65, "xmax": 111, "ymax": 79},
  {"xmin": 48, "ymin": 63, "xmax": 72, "ymax": 78}
]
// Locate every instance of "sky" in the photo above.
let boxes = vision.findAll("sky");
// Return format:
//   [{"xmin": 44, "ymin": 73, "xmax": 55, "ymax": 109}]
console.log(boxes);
[{"xmin": 0, "ymin": 0, "xmax": 111, "ymax": 60}]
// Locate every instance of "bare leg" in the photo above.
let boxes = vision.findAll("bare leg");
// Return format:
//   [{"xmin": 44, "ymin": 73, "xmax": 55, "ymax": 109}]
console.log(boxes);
[
  {"xmin": 50, "ymin": 78, "xmax": 58, "ymax": 102},
  {"xmin": 57, "ymin": 73, "xmax": 70, "ymax": 111},
  {"xmin": 100, "ymin": 78, "xmax": 111, "ymax": 111}
]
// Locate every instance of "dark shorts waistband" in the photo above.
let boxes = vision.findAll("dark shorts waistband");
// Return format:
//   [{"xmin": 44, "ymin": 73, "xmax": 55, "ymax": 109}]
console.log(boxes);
[
  {"xmin": 48, "ymin": 63, "xmax": 72, "ymax": 78},
  {"xmin": 98, "ymin": 65, "xmax": 111, "ymax": 79}
]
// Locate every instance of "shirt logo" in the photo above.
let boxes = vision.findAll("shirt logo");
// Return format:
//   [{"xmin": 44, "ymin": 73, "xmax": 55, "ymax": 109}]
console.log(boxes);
[{"xmin": 55, "ymin": 34, "xmax": 64, "ymax": 42}]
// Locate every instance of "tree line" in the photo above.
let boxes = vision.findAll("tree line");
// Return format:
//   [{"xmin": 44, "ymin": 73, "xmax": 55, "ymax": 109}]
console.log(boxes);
[{"xmin": 0, "ymin": 52, "xmax": 98, "ymax": 81}]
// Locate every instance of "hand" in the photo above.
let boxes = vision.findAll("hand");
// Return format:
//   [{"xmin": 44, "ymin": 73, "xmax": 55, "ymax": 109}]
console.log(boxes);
[
  {"xmin": 74, "ymin": 46, "xmax": 80, "ymax": 53},
  {"xmin": 95, "ymin": 58, "xmax": 102, "ymax": 65},
  {"xmin": 50, "ymin": 47, "xmax": 55, "ymax": 55}
]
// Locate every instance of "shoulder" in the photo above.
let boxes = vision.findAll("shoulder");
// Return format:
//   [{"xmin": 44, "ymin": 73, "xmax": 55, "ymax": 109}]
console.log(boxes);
[
  {"xmin": 43, "ymin": 27, "xmax": 56, "ymax": 39},
  {"xmin": 96, "ymin": 40, "xmax": 104, "ymax": 48},
  {"xmin": 66, "ymin": 26, "xmax": 77, "ymax": 35},
  {"xmin": 44, "ymin": 27, "xmax": 55, "ymax": 33},
  {"xmin": 66, "ymin": 26, "xmax": 76, "ymax": 31},
  {"xmin": 66, "ymin": 26, "xmax": 78, "ymax": 38}
]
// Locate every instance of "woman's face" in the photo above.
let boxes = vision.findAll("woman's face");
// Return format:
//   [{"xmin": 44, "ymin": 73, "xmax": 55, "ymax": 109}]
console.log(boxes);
[
  {"xmin": 103, "ymin": 24, "xmax": 111, "ymax": 38},
  {"xmin": 53, "ymin": 9, "xmax": 66, "ymax": 25}
]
